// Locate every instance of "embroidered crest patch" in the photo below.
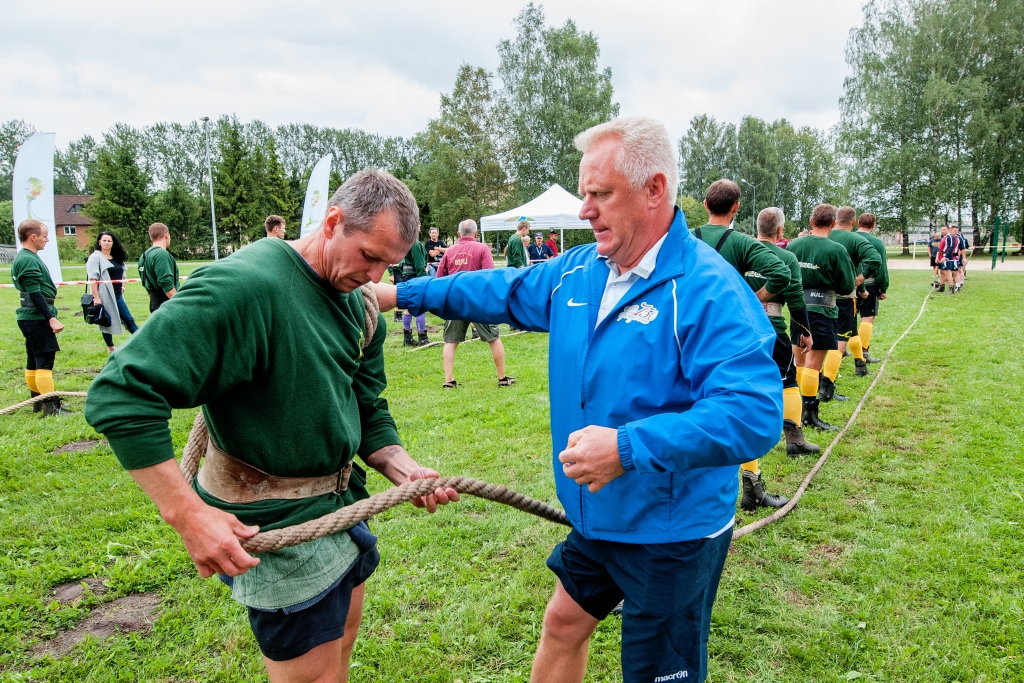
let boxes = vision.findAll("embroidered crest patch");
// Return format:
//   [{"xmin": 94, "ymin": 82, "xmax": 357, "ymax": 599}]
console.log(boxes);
[{"xmin": 616, "ymin": 302, "xmax": 659, "ymax": 324}]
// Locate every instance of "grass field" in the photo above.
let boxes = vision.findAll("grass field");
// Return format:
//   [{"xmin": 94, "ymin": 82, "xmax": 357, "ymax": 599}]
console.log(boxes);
[{"xmin": 0, "ymin": 265, "xmax": 1021, "ymax": 682}]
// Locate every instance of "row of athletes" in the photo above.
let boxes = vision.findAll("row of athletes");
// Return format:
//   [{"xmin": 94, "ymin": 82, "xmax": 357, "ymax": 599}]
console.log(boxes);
[
  {"xmin": 932, "ymin": 224, "xmax": 970, "ymax": 294},
  {"xmin": 690, "ymin": 180, "xmax": 890, "ymax": 512}
]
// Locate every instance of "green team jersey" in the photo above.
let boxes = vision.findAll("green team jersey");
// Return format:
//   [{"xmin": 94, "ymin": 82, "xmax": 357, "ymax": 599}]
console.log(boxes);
[
  {"xmin": 744, "ymin": 240, "xmax": 806, "ymax": 336},
  {"xmin": 11, "ymin": 248, "xmax": 58, "ymax": 321},
  {"xmin": 828, "ymin": 228, "xmax": 882, "ymax": 289},
  {"xmin": 692, "ymin": 225, "xmax": 791, "ymax": 297},
  {"xmin": 86, "ymin": 238, "xmax": 401, "ymax": 531},
  {"xmin": 505, "ymin": 233, "xmax": 527, "ymax": 268},
  {"xmin": 857, "ymin": 230, "xmax": 889, "ymax": 293},
  {"xmin": 138, "ymin": 246, "xmax": 179, "ymax": 295},
  {"xmin": 786, "ymin": 234, "xmax": 856, "ymax": 318},
  {"xmin": 400, "ymin": 240, "xmax": 428, "ymax": 279}
]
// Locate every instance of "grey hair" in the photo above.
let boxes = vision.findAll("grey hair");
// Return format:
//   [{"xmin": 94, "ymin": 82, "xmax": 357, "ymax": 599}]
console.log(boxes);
[
  {"xmin": 757, "ymin": 207, "xmax": 786, "ymax": 237},
  {"xmin": 458, "ymin": 219, "xmax": 478, "ymax": 236},
  {"xmin": 574, "ymin": 116, "xmax": 678, "ymax": 199},
  {"xmin": 327, "ymin": 168, "xmax": 419, "ymax": 244}
]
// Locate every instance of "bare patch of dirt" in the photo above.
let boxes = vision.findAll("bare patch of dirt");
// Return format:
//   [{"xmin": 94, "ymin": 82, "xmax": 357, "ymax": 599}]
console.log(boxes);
[
  {"xmin": 784, "ymin": 590, "xmax": 812, "ymax": 607},
  {"xmin": 51, "ymin": 578, "xmax": 108, "ymax": 604},
  {"xmin": 54, "ymin": 439, "xmax": 104, "ymax": 454},
  {"xmin": 803, "ymin": 543, "xmax": 847, "ymax": 566},
  {"xmin": 34, "ymin": 593, "xmax": 161, "ymax": 657}
]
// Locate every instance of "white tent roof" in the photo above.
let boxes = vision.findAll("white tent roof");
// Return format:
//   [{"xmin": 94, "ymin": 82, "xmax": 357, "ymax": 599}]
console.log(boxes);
[{"xmin": 480, "ymin": 184, "xmax": 591, "ymax": 232}]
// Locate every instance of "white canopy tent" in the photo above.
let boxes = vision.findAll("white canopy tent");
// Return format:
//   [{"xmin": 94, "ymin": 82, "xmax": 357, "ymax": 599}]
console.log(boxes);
[{"xmin": 480, "ymin": 184, "xmax": 590, "ymax": 254}]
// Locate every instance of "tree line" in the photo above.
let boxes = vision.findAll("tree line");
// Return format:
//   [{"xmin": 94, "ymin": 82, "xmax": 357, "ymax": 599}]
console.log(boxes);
[{"xmin": 2, "ymin": 0, "xmax": 1021, "ymax": 256}]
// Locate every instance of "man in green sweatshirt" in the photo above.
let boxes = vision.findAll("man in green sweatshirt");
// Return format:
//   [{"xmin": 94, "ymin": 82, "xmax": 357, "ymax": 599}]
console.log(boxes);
[
  {"xmin": 137, "ymin": 222, "xmax": 179, "ymax": 312},
  {"xmin": 12, "ymin": 219, "xmax": 70, "ymax": 416},
  {"xmin": 86, "ymin": 169, "xmax": 460, "ymax": 681},
  {"xmin": 693, "ymin": 180, "xmax": 792, "ymax": 512},
  {"xmin": 506, "ymin": 220, "xmax": 530, "ymax": 268},
  {"xmin": 855, "ymin": 212, "xmax": 889, "ymax": 363},
  {"xmin": 786, "ymin": 204, "xmax": 857, "ymax": 431}
]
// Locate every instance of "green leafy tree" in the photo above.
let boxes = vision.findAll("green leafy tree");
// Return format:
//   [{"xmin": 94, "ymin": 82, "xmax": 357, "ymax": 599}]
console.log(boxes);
[
  {"xmin": 678, "ymin": 114, "xmax": 738, "ymax": 200},
  {"xmin": 82, "ymin": 130, "xmax": 152, "ymax": 256},
  {"xmin": 0, "ymin": 120, "xmax": 37, "ymax": 202},
  {"xmin": 0, "ymin": 200, "xmax": 13, "ymax": 243},
  {"xmin": 54, "ymin": 135, "xmax": 98, "ymax": 195},
  {"xmin": 153, "ymin": 179, "xmax": 207, "ymax": 259},
  {"xmin": 496, "ymin": 3, "xmax": 619, "ymax": 202},
  {"xmin": 213, "ymin": 116, "xmax": 260, "ymax": 251},
  {"xmin": 678, "ymin": 196, "xmax": 709, "ymax": 229}
]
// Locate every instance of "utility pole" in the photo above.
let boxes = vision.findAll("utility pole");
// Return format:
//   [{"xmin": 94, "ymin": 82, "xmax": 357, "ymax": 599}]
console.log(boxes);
[{"xmin": 202, "ymin": 117, "xmax": 219, "ymax": 260}]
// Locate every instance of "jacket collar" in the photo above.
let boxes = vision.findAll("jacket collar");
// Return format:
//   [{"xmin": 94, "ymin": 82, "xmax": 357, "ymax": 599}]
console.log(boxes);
[{"xmin": 587, "ymin": 208, "xmax": 692, "ymax": 333}]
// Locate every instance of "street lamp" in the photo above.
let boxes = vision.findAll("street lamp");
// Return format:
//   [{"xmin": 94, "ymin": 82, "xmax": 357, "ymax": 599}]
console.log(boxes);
[
  {"xmin": 739, "ymin": 178, "xmax": 765, "ymax": 235},
  {"xmin": 202, "ymin": 117, "xmax": 219, "ymax": 261}
]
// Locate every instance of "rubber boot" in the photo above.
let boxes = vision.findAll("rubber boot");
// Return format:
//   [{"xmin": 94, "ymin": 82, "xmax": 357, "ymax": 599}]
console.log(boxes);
[
  {"xmin": 802, "ymin": 396, "xmax": 838, "ymax": 431},
  {"xmin": 41, "ymin": 397, "xmax": 73, "ymax": 417},
  {"xmin": 740, "ymin": 469, "xmax": 789, "ymax": 512},
  {"xmin": 417, "ymin": 331, "xmax": 429, "ymax": 346},
  {"xmin": 863, "ymin": 350, "xmax": 882, "ymax": 364},
  {"xmin": 393, "ymin": 310, "xmax": 403, "ymax": 323},
  {"xmin": 855, "ymin": 358, "xmax": 871, "ymax": 377},
  {"xmin": 31, "ymin": 390, "xmax": 42, "ymax": 413},
  {"xmin": 403, "ymin": 329, "xmax": 417, "ymax": 347},
  {"xmin": 784, "ymin": 419, "xmax": 820, "ymax": 457},
  {"xmin": 818, "ymin": 374, "xmax": 837, "ymax": 402}
]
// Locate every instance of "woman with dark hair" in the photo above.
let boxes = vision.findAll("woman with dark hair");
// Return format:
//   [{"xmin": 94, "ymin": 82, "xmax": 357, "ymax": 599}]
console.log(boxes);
[{"xmin": 87, "ymin": 231, "xmax": 139, "ymax": 352}]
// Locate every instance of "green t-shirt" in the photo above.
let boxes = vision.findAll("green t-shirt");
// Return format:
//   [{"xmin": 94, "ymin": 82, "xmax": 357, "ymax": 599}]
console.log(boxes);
[
  {"xmin": 139, "ymin": 246, "xmax": 179, "ymax": 294},
  {"xmin": 11, "ymin": 249, "xmax": 58, "ymax": 321},
  {"xmin": 506, "ymin": 233, "xmax": 527, "ymax": 268},
  {"xmin": 744, "ymin": 240, "xmax": 806, "ymax": 336},
  {"xmin": 85, "ymin": 238, "xmax": 401, "ymax": 531},
  {"xmin": 400, "ymin": 240, "xmax": 428, "ymax": 279},
  {"xmin": 857, "ymin": 230, "xmax": 889, "ymax": 293},
  {"xmin": 786, "ymin": 234, "xmax": 857, "ymax": 318},
  {"xmin": 828, "ymin": 228, "xmax": 882, "ymax": 289},
  {"xmin": 692, "ymin": 225, "xmax": 791, "ymax": 298}
]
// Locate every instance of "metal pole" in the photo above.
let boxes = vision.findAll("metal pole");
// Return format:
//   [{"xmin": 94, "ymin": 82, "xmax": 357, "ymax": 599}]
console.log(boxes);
[
  {"xmin": 202, "ymin": 117, "xmax": 219, "ymax": 261},
  {"xmin": 991, "ymin": 217, "xmax": 999, "ymax": 270},
  {"xmin": 1000, "ymin": 215, "xmax": 1008, "ymax": 263}
]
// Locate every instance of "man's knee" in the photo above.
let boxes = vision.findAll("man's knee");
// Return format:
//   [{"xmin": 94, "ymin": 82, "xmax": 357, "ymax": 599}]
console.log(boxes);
[{"xmin": 542, "ymin": 588, "xmax": 597, "ymax": 647}]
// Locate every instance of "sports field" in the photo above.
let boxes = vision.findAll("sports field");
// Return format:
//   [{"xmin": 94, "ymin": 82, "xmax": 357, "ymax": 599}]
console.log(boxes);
[{"xmin": 0, "ymin": 267, "xmax": 1021, "ymax": 682}]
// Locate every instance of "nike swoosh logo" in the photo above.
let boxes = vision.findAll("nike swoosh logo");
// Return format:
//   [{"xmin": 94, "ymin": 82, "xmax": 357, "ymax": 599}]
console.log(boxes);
[{"xmin": 567, "ymin": 298, "xmax": 587, "ymax": 307}]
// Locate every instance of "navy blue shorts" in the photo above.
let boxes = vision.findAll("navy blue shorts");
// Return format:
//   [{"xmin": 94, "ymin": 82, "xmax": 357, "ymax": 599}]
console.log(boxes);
[
  {"xmin": 547, "ymin": 528, "xmax": 732, "ymax": 683},
  {"xmin": 244, "ymin": 524, "xmax": 379, "ymax": 662}
]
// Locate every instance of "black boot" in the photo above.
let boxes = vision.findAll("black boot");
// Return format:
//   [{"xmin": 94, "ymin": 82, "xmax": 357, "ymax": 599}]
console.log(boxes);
[
  {"xmin": 41, "ymin": 397, "xmax": 73, "ymax": 417},
  {"xmin": 740, "ymin": 469, "xmax": 789, "ymax": 512},
  {"xmin": 403, "ymin": 329, "xmax": 416, "ymax": 347},
  {"xmin": 855, "ymin": 358, "xmax": 871, "ymax": 377},
  {"xmin": 817, "ymin": 374, "xmax": 836, "ymax": 402},
  {"xmin": 783, "ymin": 419, "xmax": 820, "ymax": 457},
  {"xmin": 393, "ymin": 310, "xmax": 403, "ymax": 323},
  {"xmin": 863, "ymin": 349, "xmax": 882, "ymax": 363},
  {"xmin": 417, "ymin": 331, "xmax": 429, "ymax": 346},
  {"xmin": 802, "ymin": 396, "xmax": 838, "ymax": 431},
  {"xmin": 31, "ymin": 390, "xmax": 42, "ymax": 413}
]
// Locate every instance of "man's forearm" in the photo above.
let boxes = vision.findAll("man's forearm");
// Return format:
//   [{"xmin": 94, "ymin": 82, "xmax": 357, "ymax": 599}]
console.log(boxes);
[
  {"xmin": 127, "ymin": 458, "xmax": 206, "ymax": 528},
  {"xmin": 364, "ymin": 444, "xmax": 422, "ymax": 486}
]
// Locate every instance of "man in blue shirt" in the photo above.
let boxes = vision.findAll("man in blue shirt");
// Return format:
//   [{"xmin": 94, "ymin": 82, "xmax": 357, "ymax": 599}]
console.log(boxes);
[
  {"xmin": 375, "ymin": 117, "xmax": 781, "ymax": 683},
  {"xmin": 527, "ymin": 232, "xmax": 555, "ymax": 263}
]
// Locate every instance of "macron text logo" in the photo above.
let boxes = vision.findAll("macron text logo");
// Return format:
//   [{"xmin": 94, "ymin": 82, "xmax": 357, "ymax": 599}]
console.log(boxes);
[{"xmin": 654, "ymin": 672, "xmax": 688, "ymax": 682}]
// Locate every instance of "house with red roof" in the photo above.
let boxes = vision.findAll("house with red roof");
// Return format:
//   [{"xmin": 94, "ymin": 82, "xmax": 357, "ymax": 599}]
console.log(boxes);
[{"xmin": 54, "ymin": 195, "xmax": 94, "ymax": 249}]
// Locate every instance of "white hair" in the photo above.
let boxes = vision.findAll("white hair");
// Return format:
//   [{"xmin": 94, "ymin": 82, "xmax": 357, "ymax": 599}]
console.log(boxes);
[
  {"xmin": 757, "ymin": 207, "xmax": 785, "ymax": 237},
  {"xmin": 574, "ymin": 116, "xmax": 678, "ymax": 200},
  {"xmin": 458, "ymin": 219, "xmax": 478, "ymax": 237}
]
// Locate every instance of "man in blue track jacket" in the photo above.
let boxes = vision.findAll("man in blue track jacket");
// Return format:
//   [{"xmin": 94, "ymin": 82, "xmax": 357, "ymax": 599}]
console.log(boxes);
[{"xmin": 375, "ymin": 117, "xmax": 782, "ymax": 683}]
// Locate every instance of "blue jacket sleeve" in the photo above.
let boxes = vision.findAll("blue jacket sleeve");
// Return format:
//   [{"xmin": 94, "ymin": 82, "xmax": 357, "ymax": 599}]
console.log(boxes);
[
  {"xmin": 617, "ymin": 280, "xmax": 783, "ymax": 474},
  {"xmin": 397, "ymin": 258, "xmax": 566, "ymax": 332}
]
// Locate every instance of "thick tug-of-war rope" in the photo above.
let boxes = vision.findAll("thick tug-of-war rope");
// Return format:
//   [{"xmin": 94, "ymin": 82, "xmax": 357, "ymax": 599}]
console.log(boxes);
[{"xmin": 1, "ymin": 288, "xmax": 932, "ymax": 550}]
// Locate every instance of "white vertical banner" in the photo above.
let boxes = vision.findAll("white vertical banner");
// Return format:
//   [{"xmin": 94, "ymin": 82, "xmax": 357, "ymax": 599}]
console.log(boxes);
[
  {"xmin": 300, "ymin": 154, "xmax": 333, "ymax": 237},
  {"xmin": 12, "ymin": 132, "xmax": 64, "ymax": 285}
]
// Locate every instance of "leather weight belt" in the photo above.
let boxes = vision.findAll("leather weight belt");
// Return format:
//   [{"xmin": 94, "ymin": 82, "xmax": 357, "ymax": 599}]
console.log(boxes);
[
  {"xmin": 762, "ymin": 302, "xmax": 783, "ymax": 317},
  {"xmin": 803, "ymin": 288, "xmax": 837, "ymax": 308},
  {"xmin": 19, "ymin": 292, "xmax": 55, "ymax": 308},
  {"xmin": 197, "ymin": 439, "xmax": 353, "ymax": 504}
]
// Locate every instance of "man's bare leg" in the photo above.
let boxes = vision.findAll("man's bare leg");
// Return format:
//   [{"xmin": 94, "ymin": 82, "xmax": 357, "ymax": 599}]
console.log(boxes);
[
  {"xmin": 530, "ymin": 581, "xmax": 600, "ymax": 683},
  {"xmin": 488, "ymin": 339, "xmax": 506, "ymax": 379},
  {"xmin": 263, "ymin": 583, "xmax": 365, "ymax": 683},
  {"xmin": 443, "ymin": 342, "xmax": 459, "ymax": 383}
]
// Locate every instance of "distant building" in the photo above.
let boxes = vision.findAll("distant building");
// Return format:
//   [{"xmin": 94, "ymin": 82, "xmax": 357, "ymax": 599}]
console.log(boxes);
[{"xmin": 54, "ymin": 195, "xmax": 94, "ymax": 249}]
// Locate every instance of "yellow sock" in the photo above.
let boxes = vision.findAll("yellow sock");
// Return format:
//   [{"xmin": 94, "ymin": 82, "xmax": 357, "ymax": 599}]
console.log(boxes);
[
  {"xmin": 849, "ymin": 336, "xmax": 864, "ymax": 361},
  {"xmin": 800, "ymin": 368, "xmax": 819, "ymax": 398},
  {"xmin": 859, "ymin": 321, "xmax": 874, "ymax": 350},
  {"xmin": 35, "ymin": 369, "xmax": 54, "ymax": 394},
  {"xmin": 823, "ymin": 350, "xmax": 842, "ymax": 382},
  {"xmin": 783, "ymin": 386, "xmax": 802, "ymax": 423},
  {"xmin": 740, "ymin": 460, "xmax": 759, "ymax": 474},
  {"xmin": 25, "ymin": 370, "xmax": 38, "ymax": 393},
  {"xmin": 795, "ymin": 365, "xmax": 805, "ymax": 386}
]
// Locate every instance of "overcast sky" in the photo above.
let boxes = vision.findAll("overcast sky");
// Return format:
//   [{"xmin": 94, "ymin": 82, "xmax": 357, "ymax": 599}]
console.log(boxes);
[{"xmin": 2, "ymin": 0, "xmax": 864, "ymax": 150}]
